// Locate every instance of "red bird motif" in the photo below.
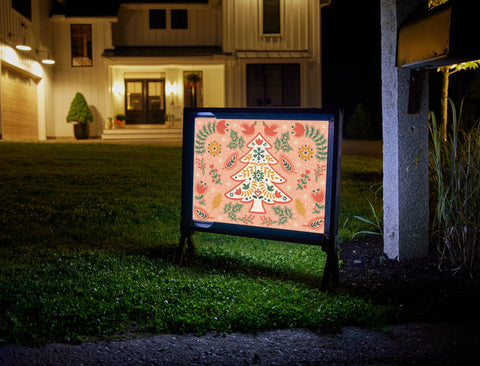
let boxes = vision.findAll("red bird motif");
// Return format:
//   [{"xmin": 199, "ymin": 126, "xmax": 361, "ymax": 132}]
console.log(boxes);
[
  {"xmin": 241, "ymin": 123, "xmax": 256, "ymax": 136},
  {"xmin": 264, "ymin": 124, "xmax": 278, "ymax": 137}
]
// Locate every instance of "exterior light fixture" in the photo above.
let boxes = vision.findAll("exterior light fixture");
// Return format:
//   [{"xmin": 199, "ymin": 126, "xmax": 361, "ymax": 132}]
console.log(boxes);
[
  {"xmin": 37, "ymin": 50, "xmax": 55, "ymax": 65},
  {"xmin": 16, "ymin": 41, "xmax": 31, "ymax": 51},
  {"xmin": 10, "ymin": 23, "xmax": 32, "ymax": 51}
]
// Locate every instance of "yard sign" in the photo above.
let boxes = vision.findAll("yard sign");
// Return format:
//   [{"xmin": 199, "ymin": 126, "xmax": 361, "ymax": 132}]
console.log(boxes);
[{"xmin": 178, "ymin": 108, "xmax": 342, "ymax": 288}]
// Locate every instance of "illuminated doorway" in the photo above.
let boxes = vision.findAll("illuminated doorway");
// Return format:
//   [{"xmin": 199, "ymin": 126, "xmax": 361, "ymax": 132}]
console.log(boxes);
[{"xmin": 125, "ymin": 79, "xmax": 166, "ymax": 124}]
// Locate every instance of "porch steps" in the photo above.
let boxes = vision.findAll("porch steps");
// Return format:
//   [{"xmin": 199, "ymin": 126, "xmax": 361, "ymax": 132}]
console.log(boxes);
[{"xmin": 102, "ymin": 127, "xmax": 183, "ymax": 144}]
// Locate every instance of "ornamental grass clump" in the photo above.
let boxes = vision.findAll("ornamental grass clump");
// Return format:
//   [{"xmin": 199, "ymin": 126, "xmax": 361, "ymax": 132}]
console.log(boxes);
[{"xmin": 429, "ymin": 99, "xmax": 480, "ymax": 279}]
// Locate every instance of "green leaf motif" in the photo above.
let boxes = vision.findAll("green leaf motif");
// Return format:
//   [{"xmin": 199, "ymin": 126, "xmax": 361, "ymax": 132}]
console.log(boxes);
[
  {"xmin": 227, "ymin": 130, "xmax": 245, "ymax": 151},
  {"xmin": 223, "ymin": 202, "xmax": 244, "ymax": 221},
  {"xmin": 281, "ymin": 157, "xmax": 293, "ymax": 172},
  {"xmin": 272, "ymin": 206, "xmax": 293, "ymax": 225},
  {"xmin": 305, "ymin": 125, "xmax": 328, "ymax": 161},
  {"xmin": 274, "ymin": 132, "xmax": 293, "ymax": 153},
  {"xmin": 195, "ymin": 121, "xmax": 217, "ymax": 155}
]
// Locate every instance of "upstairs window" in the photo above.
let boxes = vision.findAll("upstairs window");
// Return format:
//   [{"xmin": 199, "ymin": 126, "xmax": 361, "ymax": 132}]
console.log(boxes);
[
  {"xmin": 12, "ymin": 0, "xmax": 31, "ymax": 20},
  {"xmin": 149, "ymin": 9, "xmax": 166, "ymax": 29},
  {"xmin": 262, "ymin": 0, "xmax": 281, "ymax": 34},
  {"xmin": 171, "ymin": 9, "xmax": 188, "ymax": 29},
  {"xmin": 71, "ymin": 24, "xmax": 92, "ymax": 67}
]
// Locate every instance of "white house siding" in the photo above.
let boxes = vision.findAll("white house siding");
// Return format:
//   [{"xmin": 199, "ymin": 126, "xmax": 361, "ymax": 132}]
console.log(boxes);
[
  {"xmin": 51, "ymin": 17, "xmax": 116, "ymax": 138},
  {"xmin": 221, "ymin": 0, "xmax": 324, "ymax": 108},
  {"xmin": 222, "ymin": 0, "xmax": 311, "ymax": 52},
  {"xmin": 0, "ymin": 0, "xmax": 54, "ymax": 140},
  {"xmin": 112, "ymin": 3, "xmax": 221, "ymax": 47}
]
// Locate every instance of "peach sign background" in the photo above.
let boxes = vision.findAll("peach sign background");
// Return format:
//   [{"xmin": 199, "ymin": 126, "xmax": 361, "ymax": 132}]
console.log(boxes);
[{"xmin": 192, "ymin": 117, "xmax": 329, "ymax": 233}]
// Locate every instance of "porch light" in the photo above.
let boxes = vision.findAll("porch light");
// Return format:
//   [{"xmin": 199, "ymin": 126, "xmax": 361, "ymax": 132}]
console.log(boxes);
[
  {"xmin": 112, "ymin": 83, "xmax": 125, "ymax": 95},
  {"xmin": 166, "ymin": 82, "xmax": 178, "ymax": 95}
]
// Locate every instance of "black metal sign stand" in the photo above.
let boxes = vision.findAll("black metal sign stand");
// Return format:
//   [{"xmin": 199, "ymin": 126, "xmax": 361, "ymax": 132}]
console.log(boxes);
[{"xmin": 176, "ymin": 108, "xmax": 342, "ymax": 291}]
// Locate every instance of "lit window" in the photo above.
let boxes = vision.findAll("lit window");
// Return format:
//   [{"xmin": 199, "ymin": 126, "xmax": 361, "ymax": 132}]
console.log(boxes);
[
  {"xmin": 171, "ymin": 9, "xmax": 188, "ymax": 29},
  {"xmin": 71, "ymin": 25, "xmax": 92, "ymax": 67},
  {"xmin": 149, "ymin": 9, "xmax": 166, "ymax": 29}
]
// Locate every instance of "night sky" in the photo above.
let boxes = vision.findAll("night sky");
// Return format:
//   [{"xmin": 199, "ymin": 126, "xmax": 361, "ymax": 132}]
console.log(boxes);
[{"xmin": 322, "ymin": 0, "xmax": 382, "ymax": 138}]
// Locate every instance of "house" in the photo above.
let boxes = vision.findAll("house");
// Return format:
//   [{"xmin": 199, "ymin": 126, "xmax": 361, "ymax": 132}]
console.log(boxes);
[{"xmin": 0, "ymin": 0, "xmax": 330, "ymax": 141}]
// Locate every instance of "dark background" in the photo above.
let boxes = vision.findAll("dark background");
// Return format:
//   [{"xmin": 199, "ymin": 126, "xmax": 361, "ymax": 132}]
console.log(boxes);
[{"xmin": 322, "ymin": 0, "xmax": 382, "ymax": 140}]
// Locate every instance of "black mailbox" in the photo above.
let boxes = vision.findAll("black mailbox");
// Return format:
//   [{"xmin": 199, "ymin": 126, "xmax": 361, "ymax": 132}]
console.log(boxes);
[{"xmin": 397, "ymin": 1, "xmax": 480, "ymax": 68}]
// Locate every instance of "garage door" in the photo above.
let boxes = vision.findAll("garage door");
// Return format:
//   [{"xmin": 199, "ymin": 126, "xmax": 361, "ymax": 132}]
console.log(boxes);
[{"xmin": 1, "ymin": 65, "xmax": 38, "ymax": 139}]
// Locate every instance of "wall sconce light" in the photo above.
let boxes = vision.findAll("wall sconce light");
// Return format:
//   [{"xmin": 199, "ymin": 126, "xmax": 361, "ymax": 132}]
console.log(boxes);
[
  {"xmin": 112, "ymin": 83, "xmax": 125, "ymax": 95},
  {"xmin": 37, "ymin": 50, "xmax": 55, "ymax": 65},
  {"xmin": 9, "ymin": 23, "xmax": 31, "ymax": 51},
  {"xmin": 166, "ymin": 82, "xmax": 178, "ymax": 106},
  {"xmin": 166, "ymin": 82, "xmax": 178, "ymax": 96}
]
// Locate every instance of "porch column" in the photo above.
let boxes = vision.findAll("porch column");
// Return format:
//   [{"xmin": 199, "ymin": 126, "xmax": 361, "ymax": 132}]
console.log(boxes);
[{"xmin": 381, "ymin": 0, "xmax": 429, "ymax": 260}]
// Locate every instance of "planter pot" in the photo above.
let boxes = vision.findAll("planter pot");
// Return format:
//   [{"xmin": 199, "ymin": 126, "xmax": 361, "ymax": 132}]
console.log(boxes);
[{"xmin": 74, "ymin": 123, "xmax": 89, "ymax": 140}]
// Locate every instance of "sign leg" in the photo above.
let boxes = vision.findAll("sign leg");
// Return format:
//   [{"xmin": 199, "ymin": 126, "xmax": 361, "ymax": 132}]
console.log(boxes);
[
  {"xmin": 320, "ymin": 246, "xmax": 339, "ymax": 290},
  {"xmin": 176, "ymin": 234, "xmax": 196, "ymax": 265}
]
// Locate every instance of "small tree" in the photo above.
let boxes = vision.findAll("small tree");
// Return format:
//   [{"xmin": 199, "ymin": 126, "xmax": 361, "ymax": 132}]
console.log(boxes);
[
  {"xmin": 437, "ymin": 61, "xmax": 479, "ymax": 140},
  {"xmin": 66, "ymin": 92, "xmax": 93, "ymax": 124}
]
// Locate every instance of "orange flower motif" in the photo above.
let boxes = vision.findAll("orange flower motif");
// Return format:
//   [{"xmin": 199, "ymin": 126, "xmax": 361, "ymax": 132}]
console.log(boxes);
[
  {"xmin": 311, "ymin": 189, "xmax": 325, "ymax": 203},
  {"xmin": 292, "ymin": 122, "xmax": 305, "ymax": 138},
  {"xmin": 216, "ymin": 120, "xmax": 228, "ymax": 134},
  {"xmin": 196, "ymin": 181, "xmax": 208, "ymax": 194}
]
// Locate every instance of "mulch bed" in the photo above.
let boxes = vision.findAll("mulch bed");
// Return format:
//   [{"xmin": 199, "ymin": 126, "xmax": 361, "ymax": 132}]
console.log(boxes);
[{"xmin": 338, "ymin": 236, "xmax": 480, "ymax": 324}]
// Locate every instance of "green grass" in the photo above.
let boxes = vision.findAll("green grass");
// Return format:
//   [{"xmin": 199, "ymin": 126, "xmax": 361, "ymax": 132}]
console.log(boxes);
[{"xmin": 0, "ymin": 142, "xmax": 383, "ymax": 345}]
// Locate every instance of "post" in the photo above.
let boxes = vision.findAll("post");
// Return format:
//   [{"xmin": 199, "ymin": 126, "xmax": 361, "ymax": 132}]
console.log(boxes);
[{"xmin": 381, "ymin": 0, "xmax": 429, "ymax": 260}]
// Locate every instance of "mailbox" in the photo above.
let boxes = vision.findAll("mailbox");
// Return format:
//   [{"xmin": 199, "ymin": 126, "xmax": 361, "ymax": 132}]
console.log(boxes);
[{"xmin": 397, "ymin": 1, "xmax": 480, "ymax": 68}]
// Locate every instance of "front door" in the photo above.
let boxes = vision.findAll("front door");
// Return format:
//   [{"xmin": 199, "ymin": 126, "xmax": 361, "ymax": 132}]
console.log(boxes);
[{"xmin": 125, "ymin": 79, "xmax": 165, "ymax": 124}]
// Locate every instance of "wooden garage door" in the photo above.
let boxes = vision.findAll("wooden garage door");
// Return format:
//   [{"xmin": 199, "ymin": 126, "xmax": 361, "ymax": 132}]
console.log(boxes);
[{"xmin": 1, "ymin": 66, "xmax": 38, "ymax": 139}]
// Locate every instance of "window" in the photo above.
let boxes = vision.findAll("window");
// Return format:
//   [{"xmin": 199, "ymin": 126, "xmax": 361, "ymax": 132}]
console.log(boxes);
[
  {"xmin": 171, "ymin": 9, "xmax": 188, "ymax": 29},
  {"xmin": 247, "ymin": 64, "xmax": 300, "ymax": 107},
  {"xmin": 71, "ymin": 25, "xmax": 92, "ymax": 67},
  {"xmin": 263, "ymin": 0, "xmax": 280, "ymax": 34},
  {"xmin": 12, "ymin": 0, "xmax": 31, "ymax": 20},
  {"xmin": 149, "ymin": 9, "xmax": 166, "ymax": 29}
]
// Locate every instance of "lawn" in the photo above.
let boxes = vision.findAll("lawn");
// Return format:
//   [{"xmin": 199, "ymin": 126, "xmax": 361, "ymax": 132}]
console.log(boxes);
[{"xmin": 0, "ymin": 142, "xmax": 383, "ymax": 345}]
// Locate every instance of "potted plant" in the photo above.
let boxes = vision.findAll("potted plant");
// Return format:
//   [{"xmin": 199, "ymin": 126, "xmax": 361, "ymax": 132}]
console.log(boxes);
[
  {"xmin": 115, "ymin": 114, "xmax": 126, "ymax": 128},
  {"xmin": 66, "ymin": 92, "xmax": 93, "ymax": 139}
]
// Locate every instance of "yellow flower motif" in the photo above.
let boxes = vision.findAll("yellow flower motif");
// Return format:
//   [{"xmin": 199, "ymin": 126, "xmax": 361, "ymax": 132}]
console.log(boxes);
[
  {"xmin": 207, "ymin": 141, "xmax": 222, "ymax": 156},
  {"xmin": 298, "ymin": 144, "xmax": 314, "ymax": 161}
]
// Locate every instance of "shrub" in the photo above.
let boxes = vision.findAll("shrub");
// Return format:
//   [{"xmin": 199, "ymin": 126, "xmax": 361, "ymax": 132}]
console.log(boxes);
[
  {"xmin": 66, "ymin": 92, "xmax": 93, "ymax": 124},
  {"xmin": 429, "ymin": 99, "xmax": 480, "ymax": 279}
]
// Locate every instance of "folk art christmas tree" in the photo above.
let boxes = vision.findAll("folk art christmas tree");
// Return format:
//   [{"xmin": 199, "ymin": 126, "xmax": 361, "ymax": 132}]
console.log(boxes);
[
  {"xmin": 226, "ymin": 134, "xmax": 291, "ymax": 213},
  {"xmin": 191, "ymin": 118, "xmax": 329, "ymax": 233}
]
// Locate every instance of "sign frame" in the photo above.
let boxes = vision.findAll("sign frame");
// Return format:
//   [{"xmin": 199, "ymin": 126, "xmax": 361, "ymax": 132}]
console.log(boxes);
[{"xmin": 178, "ymin": 108, "xmax": 342, "ymax": 289}]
